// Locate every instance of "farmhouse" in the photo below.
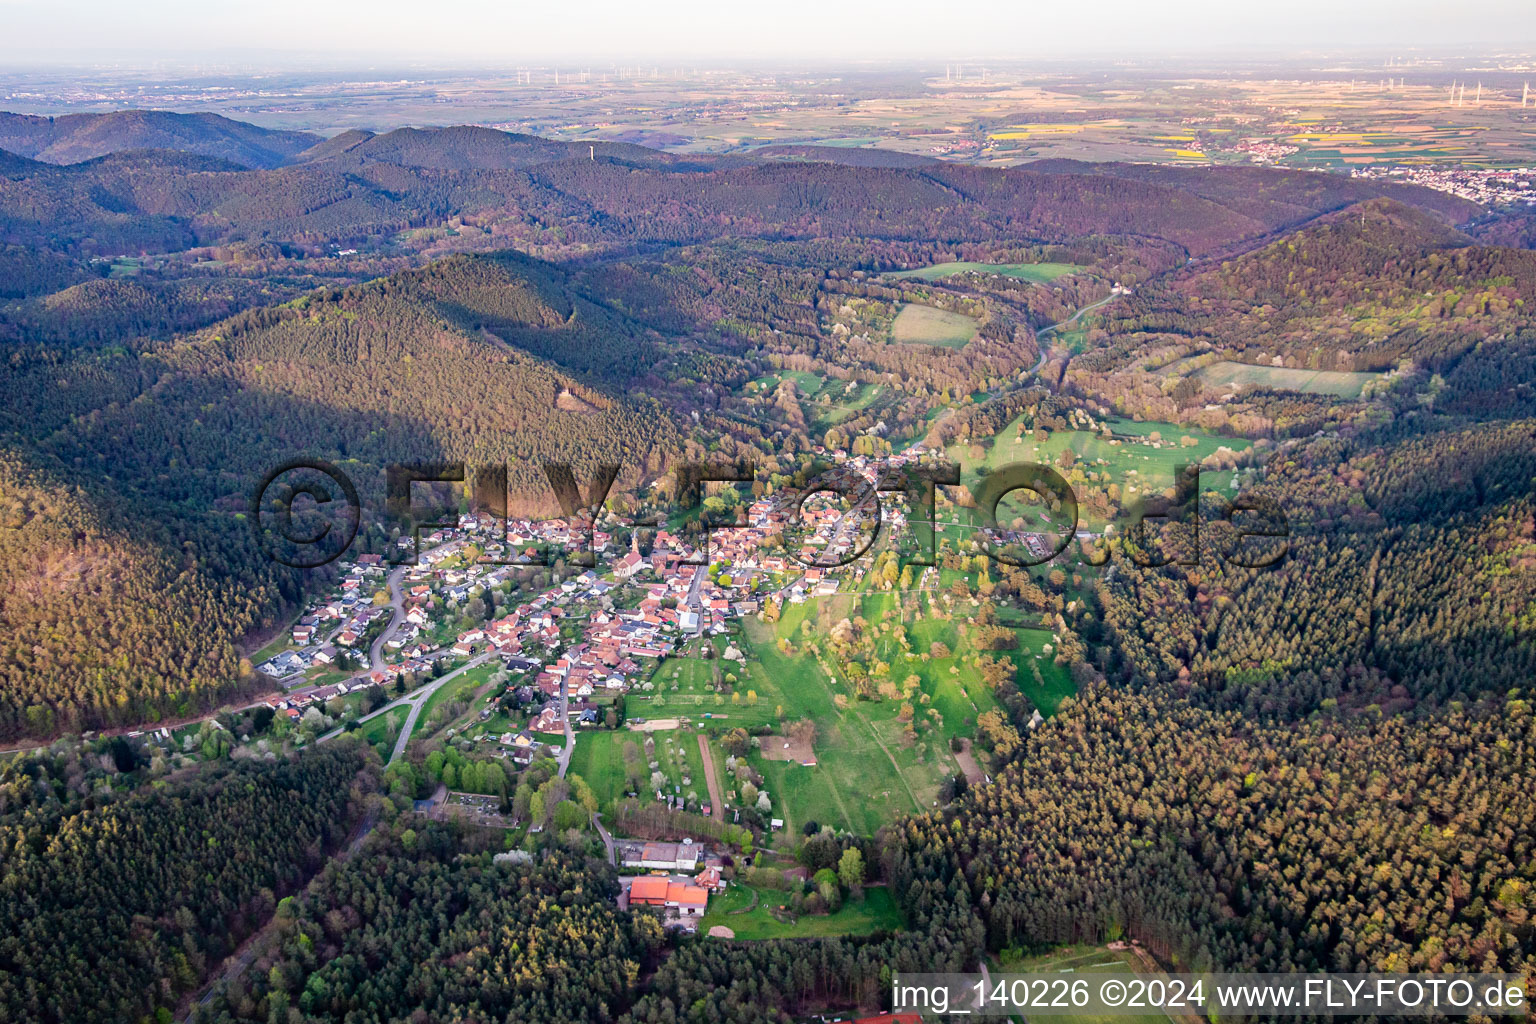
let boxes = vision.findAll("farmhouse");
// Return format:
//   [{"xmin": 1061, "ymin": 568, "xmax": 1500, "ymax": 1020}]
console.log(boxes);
[{"xmin": 627, "ymin": 876, "xmax": 709, "ymax": 919}]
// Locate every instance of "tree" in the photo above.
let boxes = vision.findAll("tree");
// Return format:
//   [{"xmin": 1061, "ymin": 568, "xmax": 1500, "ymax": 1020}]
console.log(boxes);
[{"xmin": 837, "ymin": 847, "xmax": 865, "ymax": 891}]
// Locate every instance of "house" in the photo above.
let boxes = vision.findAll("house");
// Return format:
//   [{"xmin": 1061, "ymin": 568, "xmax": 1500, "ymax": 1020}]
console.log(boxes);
[
  {"xmin": 530, "ymin": 707, "xmax": 564, "ymax": 734},
  {"xmin": 291, "ymin": 625, "xmax": 315, "ymax": 644},
  {"xmin": 627, "ymin": 876, "xmax": 709, "ymax": 918}
]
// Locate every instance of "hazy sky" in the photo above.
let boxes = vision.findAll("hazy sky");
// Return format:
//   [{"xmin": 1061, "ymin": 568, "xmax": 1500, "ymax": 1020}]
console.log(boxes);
[{"xmin": 1, "ymin": 0, "xmax": 1533, "ymax": 63}]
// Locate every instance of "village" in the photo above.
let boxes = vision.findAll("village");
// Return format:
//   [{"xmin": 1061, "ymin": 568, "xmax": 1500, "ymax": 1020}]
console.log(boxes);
[{"xmin": 250, "ymin": 448, "xmax": 966, "ymax": 747}]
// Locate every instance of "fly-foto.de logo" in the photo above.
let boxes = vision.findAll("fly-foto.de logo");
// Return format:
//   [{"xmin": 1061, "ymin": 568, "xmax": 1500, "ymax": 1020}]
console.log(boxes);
[{"xmin": 250, "ymin": 456, "xmax": 1288, "ymax": 573}]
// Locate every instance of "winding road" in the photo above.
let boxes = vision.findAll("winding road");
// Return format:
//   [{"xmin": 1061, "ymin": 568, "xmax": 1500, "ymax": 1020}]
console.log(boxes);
[{"xmin": 1026, "ymin": 292, "xmax": 1119, "ymax": 379}]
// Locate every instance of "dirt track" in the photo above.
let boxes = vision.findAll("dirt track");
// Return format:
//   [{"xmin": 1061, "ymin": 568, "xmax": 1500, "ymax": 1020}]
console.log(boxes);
[{"xmin": 698, "ymin": 734, "xmax": 726, "ymax": 822}]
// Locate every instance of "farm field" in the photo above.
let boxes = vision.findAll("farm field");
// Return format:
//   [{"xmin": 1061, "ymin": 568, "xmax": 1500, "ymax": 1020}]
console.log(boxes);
[
  {"xmin": 891, "ymin": 304, "xmax": 979, "ymax": 348},
  {"xmin": 892, "ymin": 260, "xmax": 1083, "ymax": 283},
  {"xmin": 700, "ymin": 883, "xmax": 904, "ymax": 940},
  {"xmin": 1187, "ymin": 359, "xmax": 1382, "ymax": 398}
]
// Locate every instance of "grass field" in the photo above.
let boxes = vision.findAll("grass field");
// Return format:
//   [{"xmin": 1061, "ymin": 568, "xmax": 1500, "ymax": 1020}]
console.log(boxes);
[
  {"xmin": 413, "ymin": 663, "xmax": 497, "ymax": 740},
  {"xmin": 701, "ymin": 883, "xmax": 904, "ymax": 939},
  {"xmin": 571, "ymin": 725, "xmax": 707, "ymax": 812},
  {"xmin": 891, "ymin": 304, "xmax": 979, "ymax": 348},
  {"xmin": 567, "ymin": 730, "xmax": 630, "ymax": 809},
  {"xmin": 358, "ymin": 705, "xmax": 405, "ymax": 760},
  {"xmin": 992, "ymin": 946, "xmax": 1173, "ymax": 1024},
  {"xmin": 947, "ymin": 416, "xmax": 1250, "ymax": 528},
  {"xmin": 1189, "ymin": 360, "xmax": 1381, "ymax": 398},
  {"xmin": 892, "ymin": 261, "xmax": 1084, "ymax": 283},
  {"xmin": 610, "ymin": 536, "xmax": 1091, "ymax": 840}
]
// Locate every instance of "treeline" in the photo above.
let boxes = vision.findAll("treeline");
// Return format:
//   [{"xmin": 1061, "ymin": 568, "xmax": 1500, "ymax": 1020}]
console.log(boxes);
[
  {"xmin": 0, "ymin": 138, "xmax": 1478, "ymax": 261},
  {"xmin": 0, "ymin": 741, "xmax": 376, "ymax": 1024},
  {"xmin": 1090, "ymin": 419, "xmax": 1536, "ymax": 716},
  {"xmin": 886, "ymin": 686, "xmax": 1536, "ymax": 976},
  {"xmin": 193, "ymin": 823, "xmax": 666, "ymax": 1024}
]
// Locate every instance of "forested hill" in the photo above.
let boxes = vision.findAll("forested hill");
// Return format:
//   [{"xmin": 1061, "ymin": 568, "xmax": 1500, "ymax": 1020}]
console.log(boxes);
[
  {"xmin": 889, "ymin": 685, "xmax": 1536, "ymax": 978},
  {"xmin": 1069, "ymin": 196, "xmax": 1536, "ymax": 409},
  {"xmin": 0, "ymin": 250, "xmax": 693, "ymax": 740},
  {"xmin": 1024, "ymin": 157, "xmax": 1482, "ymax": 230},
  {"xmin": 296, "ymin": 124, "xmax": 690, "ymax": 170},
  {"xmin": 0, "ymin": 110, "xmax": 320, "ymax": 168},
  {"xmin": 0, "ymin": 113, "xmax": 1486, "ymax": 259}
]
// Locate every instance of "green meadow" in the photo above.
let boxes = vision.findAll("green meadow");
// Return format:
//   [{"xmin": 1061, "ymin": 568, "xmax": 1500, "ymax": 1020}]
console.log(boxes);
[
  {"xmin": 701, "ymin": 883, "xmax": 904, "ymax": 940},
  {"xmin": 892, "ymin": 261, "xmax": 1083, "ymax": 283},
  {"xmin": 1188, "ymin": 359, "xmax": 1381, "ymax": 398},
  {"xmin": 990, "ymin": 945, "xmax": 1176, "ymax": 1024},
  {"xmin": 891, "ymin": 304, "xmax": 979, "ymax": 348},
  {"xmin": 947, "ymin": 415, "xmax": 1251, "ymax": 527}
]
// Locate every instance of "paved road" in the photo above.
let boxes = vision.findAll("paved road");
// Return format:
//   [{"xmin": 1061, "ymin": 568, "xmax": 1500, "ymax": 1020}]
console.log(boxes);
[
  {"xmin": 1026, "ymin": 293, "xmax": 1118, "ymax": 379},
  {"xmin": 556, "ymin": 674, "xmax": 575, "ymax": 777},
  {"xmin": 369, "ymin": 564, "xmax": 408, "ymax": 673},
  {"xmin": 592, "ymin": 812, "xmax": 616, "ymax": 866},
  {"xmin": 388, "ymin": 651, "xmax": 495, "ymax": 763},
  {"xmin": 369, "ymin": 540, "xmax": 457, "ymax": 673},
  {"xmin": 685, "ymin": 569, "xmax": 705, "ymax": 635}
]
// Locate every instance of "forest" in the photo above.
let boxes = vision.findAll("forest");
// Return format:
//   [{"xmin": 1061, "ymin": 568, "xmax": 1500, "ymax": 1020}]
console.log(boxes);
[{"xmin": 0, "ymin": 741, "xmax": 376, "ymax": 1023}]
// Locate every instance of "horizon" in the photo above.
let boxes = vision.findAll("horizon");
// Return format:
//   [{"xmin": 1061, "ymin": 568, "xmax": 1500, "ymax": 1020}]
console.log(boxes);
[{"xmin": 2, "ymin": 0, "xmax": 1535, "ymax": 65}]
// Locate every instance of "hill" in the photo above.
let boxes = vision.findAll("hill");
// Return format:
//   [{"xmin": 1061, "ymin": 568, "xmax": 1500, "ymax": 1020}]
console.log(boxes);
[
  {"xmin": 753, "ymin": 144, "xmax": 942, "ymax": 168},
  {"xmin": 1024, "ymin": 158, "xmax": 1482, "ymax": 232},
  {"xmin": 0, "ymin": 121, "xmax": 1491, "ymax": 259},
  {"xmin": 301, "ymin": 124, "xmax": 677, "ymax": 170},
  {"xmin": 0, "ymin": 110, "xmax": 320, "ymax": 168},
  {"xmin": 0, "ymin": 250, "xmax": 691, "ymax": 739}
]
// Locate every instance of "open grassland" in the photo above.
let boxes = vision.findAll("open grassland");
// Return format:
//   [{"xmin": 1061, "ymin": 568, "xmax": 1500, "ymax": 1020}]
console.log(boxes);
[
  {"xmin": 701, "ymin": 883, "xmax": 904, "ymax": 940},
  {"xmin": 413, "ymin": 663, "xmax": 497, "ymax": 740},
  {"xmin": 947, "ymin": 416, "xmax": 1251, "ymax": 527},
  {"xmin": 748, "ymin": 370, "xmax": 890, "ymax": 433},
  {"xmin": 992, "ymin": 945, "xmax": 1173, "ymax": 1024},
  {"xmin": 567, "ymin": 729, "xmax": 628, "ymax": 809},
  {"xmin": 613, "ymin": 566, "xmax": 1083, "ymax": 839},
  {"xmin": 358, "ymin": 705, "xmax": 404, "ymax": 760},
  {"xmin": 1188, "ymin": 360, "xmax": 1382, "ymax": 398},
  {"xmin": 892, "ymin": 261, "xmax": 1084, "ymax": 283},
  {"xmin": 891, "ymin": 304, "xmax": 979, "ymax": 348},
  {"xmin": 570, "ymin": 724, "xmax": 708, "ymax": 812}
]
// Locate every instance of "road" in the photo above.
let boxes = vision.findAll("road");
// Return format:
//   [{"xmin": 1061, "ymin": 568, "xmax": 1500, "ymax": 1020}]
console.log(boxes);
[
  {"xmin": 369, "ymin": 539, "xmax": 458, "ymax": 673},
  {"xmin": 556, "ymin": 673, "xmax": 575, "ymax": 777},
  {"xmin": 1025, "ymin": 292, "xmax": 1119, "ymax": 379},
  {"xmin": 685, "ymin": 568, "xmax": 705, "ymax": 635},
  {"xmin": 387, "ymin": 651, "xmax": 495, "ymax": 763},
  {"xmin": 592, "ymin": 812, "xmax": 616, "ymax": 866}
]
